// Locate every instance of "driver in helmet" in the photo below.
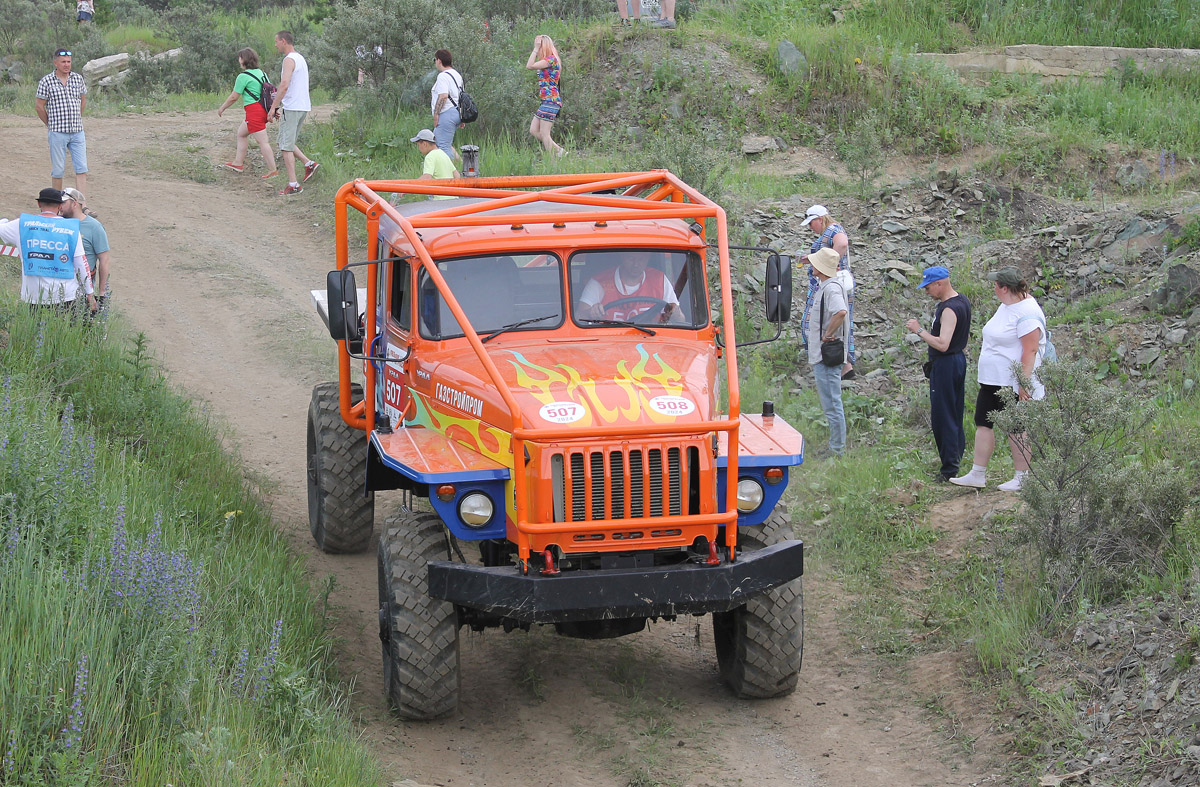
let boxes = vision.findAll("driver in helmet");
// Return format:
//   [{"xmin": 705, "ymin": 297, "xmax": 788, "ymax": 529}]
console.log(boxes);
[{"xmin": 577, "ymin": 250, "xmax": 682, "ymax": 323}]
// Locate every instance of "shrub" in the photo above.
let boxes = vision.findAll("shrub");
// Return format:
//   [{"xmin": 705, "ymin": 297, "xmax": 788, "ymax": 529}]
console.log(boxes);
[
  {"xmin": 837, "ymin": 108, "xmax": 887, "ymax": 197},
  {"xmin": 992, "ymin": 360, "xmax": 1192, "ymax": 599},
  {"xmin": 0, "ymin": 0, "xmax": 109, "ymax": 78}
]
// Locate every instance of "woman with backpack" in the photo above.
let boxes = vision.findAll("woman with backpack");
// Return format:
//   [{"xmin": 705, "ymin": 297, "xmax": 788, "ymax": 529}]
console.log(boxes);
[
  {"xmin": 525, "ymin": 35, "xmax": 565, "ymax": 157},
  {"xmin": 216, "ymin": 48, "xmax": 278, "ymax": 178}
]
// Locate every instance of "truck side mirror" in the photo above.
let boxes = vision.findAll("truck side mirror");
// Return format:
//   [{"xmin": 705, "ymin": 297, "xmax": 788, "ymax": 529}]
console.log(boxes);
[
  {"xmin": 327, "ymin": 268, "xmax": 361, "ymax": 344},
  {"xmin": 765, "ymin": 254, "xmax": 792, "ymax": 324}
]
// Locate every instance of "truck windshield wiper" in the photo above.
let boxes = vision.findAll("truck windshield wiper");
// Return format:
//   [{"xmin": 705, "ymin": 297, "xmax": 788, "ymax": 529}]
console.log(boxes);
[
  {"xmin": 579, "ymin": 319, "xmax": 656, "ymax": 336},
  {"xmin": 481, "ymin": 314, "xmax": 557, "ymax": 343}
]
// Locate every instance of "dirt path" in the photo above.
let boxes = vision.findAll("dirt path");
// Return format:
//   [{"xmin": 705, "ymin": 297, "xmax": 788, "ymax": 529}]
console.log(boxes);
[{"xmin": 0, "ymin": 110, "xmax": 994, "ymax": 786}]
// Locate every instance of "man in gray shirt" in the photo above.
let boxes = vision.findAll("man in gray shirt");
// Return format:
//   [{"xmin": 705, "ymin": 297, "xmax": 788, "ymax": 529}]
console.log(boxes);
[{"xmin": 806, "ymin": 247, "xmax": 848, "ymax": 457}]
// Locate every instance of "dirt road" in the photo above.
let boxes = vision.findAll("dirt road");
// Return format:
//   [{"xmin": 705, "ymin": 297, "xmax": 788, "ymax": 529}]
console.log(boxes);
[{"xmin": 0, "ymin": 110, "xmax": 992, "ymax": 786}]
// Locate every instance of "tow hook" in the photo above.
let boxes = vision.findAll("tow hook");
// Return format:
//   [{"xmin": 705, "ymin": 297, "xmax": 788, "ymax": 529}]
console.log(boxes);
[
  {"xmin": 540, "ymin": 549, "xmax": 561, "ymax": 576},
  {"xmin": 705, "ymin": 541, "xmax": 721, "ymax": 566}
]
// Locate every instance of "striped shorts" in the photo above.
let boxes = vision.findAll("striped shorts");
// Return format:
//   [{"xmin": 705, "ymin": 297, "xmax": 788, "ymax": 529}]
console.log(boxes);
[{"xmin": 534, "ymin": 100, "xmax": 561, "ymax": 121}]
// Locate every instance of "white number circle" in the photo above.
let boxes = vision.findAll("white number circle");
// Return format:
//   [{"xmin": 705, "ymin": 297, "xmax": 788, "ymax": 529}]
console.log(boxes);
[
  {"xmin": 539, "ymin": 401, "xmax": 585, "ymax": 424},
  {"xmin": 648, "ymin": 395, "xmax": 695, "ymax": 417}
]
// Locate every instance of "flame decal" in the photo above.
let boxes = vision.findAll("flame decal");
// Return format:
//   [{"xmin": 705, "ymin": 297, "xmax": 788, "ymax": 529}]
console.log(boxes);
[
  {"xmin": 405, "ymin": 390, "xmax": 511, "ymax": 464},
  {"xmin": 506, "ymin": 343, "xmax": 686, "ymax": 425}
]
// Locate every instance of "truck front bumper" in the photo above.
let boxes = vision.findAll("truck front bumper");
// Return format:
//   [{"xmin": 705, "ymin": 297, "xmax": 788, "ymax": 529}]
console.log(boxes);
[{"xmin": 427, "ymin": 539, "xmax": 803, "ymax": 624}]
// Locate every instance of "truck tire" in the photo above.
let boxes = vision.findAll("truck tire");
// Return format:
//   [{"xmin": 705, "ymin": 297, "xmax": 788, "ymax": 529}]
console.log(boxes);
[
  {"xmin": 712, "ymin": 508, "xmax": 804, "ymax": 698},
  {"xmin": 307, "ymin": 382, "xmax": 374, "ymax": 553},
  {"xmin": 378, "ymin": 510, "xmax": 461, "ymax": 720}
]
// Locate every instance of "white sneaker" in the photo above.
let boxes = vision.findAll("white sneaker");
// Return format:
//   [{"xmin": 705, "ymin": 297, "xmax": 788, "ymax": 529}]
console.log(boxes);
[
  {"xmin": 949, "ymin": 469, "xmax": 986, "ymax": 488},
  {"xmin": 998, "ymin": 476, "xmax": 1023, "ymax": 492}
]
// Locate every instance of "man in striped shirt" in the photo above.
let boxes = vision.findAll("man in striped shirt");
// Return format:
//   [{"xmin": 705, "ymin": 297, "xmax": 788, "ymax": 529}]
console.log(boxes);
[{"xmin": 36, "ymin": 49, "xmax": 89, "ymax": 196}]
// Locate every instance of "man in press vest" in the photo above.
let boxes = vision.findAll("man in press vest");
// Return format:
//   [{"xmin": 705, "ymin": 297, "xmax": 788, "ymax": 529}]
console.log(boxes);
[{"xmin": 0, "ymin": 188, "xmax": 97, "ymax": 313}]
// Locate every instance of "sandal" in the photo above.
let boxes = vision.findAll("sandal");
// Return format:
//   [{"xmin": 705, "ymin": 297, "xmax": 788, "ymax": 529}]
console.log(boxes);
[
  {"xmin": 222, "ymin": 162, "xmax": 244, "ymax": 172},
  {"xmin": 261, "ymin": 170, "xmax": 280, "ymax": 179}
]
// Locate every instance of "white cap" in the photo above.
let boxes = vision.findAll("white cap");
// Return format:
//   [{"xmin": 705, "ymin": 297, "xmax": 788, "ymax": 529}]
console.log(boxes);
[
  {"xmin": 61, "ymin": 187, "xmax": 86, "ymax": 204},
  {"xmin": 410, "ymin": 129, "xmax": 436, "ymax": 143},
  {"xmin": 800, "ymin": 204, "xmax": 829, "ymax": 227}
]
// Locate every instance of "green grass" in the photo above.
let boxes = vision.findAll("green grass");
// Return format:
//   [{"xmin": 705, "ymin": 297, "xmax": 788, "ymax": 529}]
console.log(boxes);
[
  {"xmin": 0, "ymin": 291, "xmax": 378, "ymax": 785},
  {"xmin": 102, "ymin": 25, "xmax": 176, "ymax": 54}
]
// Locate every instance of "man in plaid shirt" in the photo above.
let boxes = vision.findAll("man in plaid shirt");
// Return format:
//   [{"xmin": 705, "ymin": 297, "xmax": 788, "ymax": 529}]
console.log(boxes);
[{"xmin": 36, "ymin": 48, "xmax": 89, "ymax": 196}]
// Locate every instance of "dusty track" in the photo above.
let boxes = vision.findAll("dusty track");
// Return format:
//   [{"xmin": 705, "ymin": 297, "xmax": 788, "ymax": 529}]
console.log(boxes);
[{"xmin": 0, "ymin": 109, "xmax": 991, "ymax": 786}]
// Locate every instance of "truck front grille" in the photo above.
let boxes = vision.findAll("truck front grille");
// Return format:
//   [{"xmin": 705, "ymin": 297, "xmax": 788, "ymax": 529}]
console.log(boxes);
[{"xmin": 551, "ymin": 446, "xmax": 697, "ymax": 523}]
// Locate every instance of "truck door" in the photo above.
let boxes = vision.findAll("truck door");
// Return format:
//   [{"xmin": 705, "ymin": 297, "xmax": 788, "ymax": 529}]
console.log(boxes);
[{"xmin": 381, "ymin": 257, "xmax": 413, "ymax": 430}]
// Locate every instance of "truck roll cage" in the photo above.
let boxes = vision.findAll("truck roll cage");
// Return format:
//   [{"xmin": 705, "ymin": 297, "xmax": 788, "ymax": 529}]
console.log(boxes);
[{"xmin": 332, "ymin": 171, "xmax": 746, "ymax": 566}]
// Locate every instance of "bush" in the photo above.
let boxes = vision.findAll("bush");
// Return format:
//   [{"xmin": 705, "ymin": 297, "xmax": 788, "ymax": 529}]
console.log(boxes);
[
  {"xmin": 0, "ymin": 0, "xmax": 109, "ymax": 79},
  {"xmin": 992, "ymin": 360, "xmax": 1192, "ymax": 598}
]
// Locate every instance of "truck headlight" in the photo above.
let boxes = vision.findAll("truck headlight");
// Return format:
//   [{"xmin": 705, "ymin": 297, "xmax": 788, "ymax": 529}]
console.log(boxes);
[
  {"xmin": 736, "ymin": 478, "xmax": 764, "ymax": 512},
  {"xmin": 458, "ymin": 493, "xmax": 494, "ymax": 527}
]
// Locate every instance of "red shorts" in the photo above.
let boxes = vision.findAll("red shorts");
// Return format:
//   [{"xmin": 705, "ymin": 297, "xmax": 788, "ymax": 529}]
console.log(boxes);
[{"xmin": 244, "ymin": 102, "xmax": 268, "ymax": 133}]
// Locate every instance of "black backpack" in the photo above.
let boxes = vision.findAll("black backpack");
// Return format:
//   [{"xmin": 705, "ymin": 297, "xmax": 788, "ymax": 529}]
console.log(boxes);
[
  {"xmin": 243, "ymin": 70, "xmax": 278, "ymax": 114},
  {"xmin": 448, "ymin": 71, "xmax": 478, "ymax": 124}
]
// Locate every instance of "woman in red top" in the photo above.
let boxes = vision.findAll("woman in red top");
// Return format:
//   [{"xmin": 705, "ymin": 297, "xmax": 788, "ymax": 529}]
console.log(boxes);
[{"xmin": 525, "ymin": 35, "xmax": 565, "ymax": 157}]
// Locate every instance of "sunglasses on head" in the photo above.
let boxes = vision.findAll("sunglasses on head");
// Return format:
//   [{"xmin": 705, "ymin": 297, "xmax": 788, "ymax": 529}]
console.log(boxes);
[{"xmin": 56, "ymin": 50, "xmax": 72, "ymax": 57}]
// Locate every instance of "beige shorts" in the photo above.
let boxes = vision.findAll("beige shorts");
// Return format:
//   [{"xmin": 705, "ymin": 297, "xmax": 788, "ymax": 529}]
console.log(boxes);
[{"xmin": 277, "ymin": 109, "xmax": 307, "ymax": 151}]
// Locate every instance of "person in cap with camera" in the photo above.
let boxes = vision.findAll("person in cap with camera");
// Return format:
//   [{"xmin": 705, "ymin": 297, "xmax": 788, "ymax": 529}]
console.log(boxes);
[
  {"xmin": 800, "ymin": 204, "xmax": 856, "ymax": 379},
  {"xmin": 60, "ymin": 188, "xmax": 109, "ymax": 308},
  {"xmin": 806, "ymin": 247, "xmax": 848, "ymax": 457},
  {"xmin": 950, "ymin": 265, "xmax": 1047, "ymax": 492},
  {"xmin": 0, "ymin": 188, "xmax": 96, "ymax": 313},
  {"xmin": 906, "ymin": 266, "xmax": 972, "ymax": 482}
]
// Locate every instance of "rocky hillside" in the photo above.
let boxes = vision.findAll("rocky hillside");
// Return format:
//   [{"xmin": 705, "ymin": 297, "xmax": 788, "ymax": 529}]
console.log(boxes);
[{"xmin": 734, "ymin": 172, "xmax": 1200, "ymax": 394}]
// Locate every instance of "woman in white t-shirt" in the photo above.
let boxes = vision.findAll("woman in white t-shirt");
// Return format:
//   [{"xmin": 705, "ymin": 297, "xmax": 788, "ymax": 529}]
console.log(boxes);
[{"xmin": 950, "ymin": 265, "xmax": 1047, "ymax": 492}]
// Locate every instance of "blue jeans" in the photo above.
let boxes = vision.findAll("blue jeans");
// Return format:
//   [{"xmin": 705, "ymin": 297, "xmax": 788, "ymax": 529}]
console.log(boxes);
[
  {"xmin": 48, "ymin": 130, "xmax": 88, "ymax": 178},
  {"xmin": 811, "ymin": 362, "xmax": 846, "ymax": 455},
  {"xmin": 929, "ymin": 352, "xmax": 966, "ymax": 476},
  {"xmin": 435, "ymin": 107, "xmax": 459, "ymax": 159}
]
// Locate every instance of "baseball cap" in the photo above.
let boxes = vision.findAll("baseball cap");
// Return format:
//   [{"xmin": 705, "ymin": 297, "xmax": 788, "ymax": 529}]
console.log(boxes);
[
  {"xmin": 36, "ymin": 187, "xmax": 65, "ymax": 204},
  {"xmin": 918, "ymin": 265, "xmax": 949, "ymax": 288},
  {"xmin": 61, "ymin": 187, "xmax": 85, "ymax": 204},
  {"xmin": 409, "ymin": 129, "xmax": 436, "ymax": 143},
  {"xmin": 800, "ymin": 204, "xmax": 830, "ymax": 227},
  {"xmin": 986, "ymin": 266, "xmax": 1025, "ymax": 288}
]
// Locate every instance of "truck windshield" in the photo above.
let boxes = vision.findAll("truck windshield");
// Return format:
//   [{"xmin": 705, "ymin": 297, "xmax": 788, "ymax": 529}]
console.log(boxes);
[
  {"xmin": 418, "ymin": 253, "xmax": 564, "ymax": 340},
  {"xmin": 569, "ymin": 249, "xmax": 708, "ymax": 329}
]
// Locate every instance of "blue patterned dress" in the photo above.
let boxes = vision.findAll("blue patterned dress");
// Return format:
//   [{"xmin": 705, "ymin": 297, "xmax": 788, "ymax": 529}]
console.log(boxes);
[{"xmin": 800, "ymin": 223, "xmax": 856, "ymax": 364}]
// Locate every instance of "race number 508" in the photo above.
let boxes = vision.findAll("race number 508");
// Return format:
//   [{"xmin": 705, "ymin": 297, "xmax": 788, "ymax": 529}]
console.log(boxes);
[{"xmin": 648, "ymin": 395, "xmax": 695, "ymax": 416}]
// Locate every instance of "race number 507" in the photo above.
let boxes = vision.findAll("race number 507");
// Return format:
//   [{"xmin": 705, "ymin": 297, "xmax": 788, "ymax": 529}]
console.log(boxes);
[
  {"xmin": 539, "ymin": 401, "xmax": 585, "ymax": 424},
  {"xmin": 648, "ymin": 395, "xmax": 695, "ymax": 417}
]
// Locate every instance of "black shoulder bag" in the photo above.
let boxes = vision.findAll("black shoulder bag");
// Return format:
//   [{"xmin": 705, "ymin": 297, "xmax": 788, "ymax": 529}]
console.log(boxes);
[{"xmin": 819, "ymin": 282, "xmax": 846, "ymax": 367}]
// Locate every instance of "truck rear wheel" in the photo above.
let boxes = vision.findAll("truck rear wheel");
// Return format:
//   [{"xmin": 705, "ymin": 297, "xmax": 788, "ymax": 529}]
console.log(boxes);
[
  {"xmin": 712, "ymin": 508, "xmax": 804, "ymax": 698},
  {"xmin": 307, "ymin": 382, "xmax": 374, "ymax": 553},
  {"xmin": 378, "ymin": 510, "xmax": 461, "ymax": 720}
]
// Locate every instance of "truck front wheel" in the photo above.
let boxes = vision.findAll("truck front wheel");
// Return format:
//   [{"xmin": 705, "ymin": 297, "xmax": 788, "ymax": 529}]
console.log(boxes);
[
  {"xmin": 378, "ymin": 510, "xmax": 461, "ymax": 720},
  {"xmin": 712, "ymin": 508, "xmax": 804, "ymax": 698},
  {"xmin": 307, "ymin": 382, "xmax": 374, "ymax": 553}
]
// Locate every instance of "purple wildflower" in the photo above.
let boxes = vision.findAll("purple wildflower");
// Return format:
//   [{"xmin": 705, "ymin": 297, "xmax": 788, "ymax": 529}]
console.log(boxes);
[
  {"xmin": 61, "ymin": 655, "xmax": 89, "ymax": 751},
  {"xmin": 34, "ymin": 320, "xmax": 45, "ymax": 358},
  {"xmin": 3, "ymin": 729, "xmax": 14, "ymax": 774},
  {"xmin": 232, "ymin": 647, "xmax": 249, "ymax": 694},
  {"xmin": 996, "ymin": 564, "xmax": 1005, "ymax": 602},
  {"xmin": 255, "ymin": 619, "xmax": 284, "ymax": 698}
]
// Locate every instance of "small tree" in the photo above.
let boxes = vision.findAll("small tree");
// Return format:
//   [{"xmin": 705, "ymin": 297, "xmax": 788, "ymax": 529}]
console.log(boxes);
[
  {"xmin": 837, "ymin": 109, "xmax": 887, "ymax": 197},
  {"xmin": 992, "ymin": 360, "xmax": 1191, "ymax": 601}
]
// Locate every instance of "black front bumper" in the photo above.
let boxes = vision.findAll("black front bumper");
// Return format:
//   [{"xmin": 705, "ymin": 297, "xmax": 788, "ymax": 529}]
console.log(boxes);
[{"xmin": 427, "ymin": 539, "xmax": 803, "ymax": 624}]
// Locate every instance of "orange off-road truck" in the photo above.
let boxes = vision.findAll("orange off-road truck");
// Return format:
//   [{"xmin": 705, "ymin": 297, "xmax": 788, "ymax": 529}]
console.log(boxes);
[{"xmin": 309, "ymin": 171, "xmax": 805, "ymax": 720}]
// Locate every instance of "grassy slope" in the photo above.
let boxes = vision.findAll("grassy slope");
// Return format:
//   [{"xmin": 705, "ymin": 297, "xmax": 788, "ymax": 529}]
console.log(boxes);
[{"xmin": 0, "ymin": 284, "xmax": 378, "ymax": 784}]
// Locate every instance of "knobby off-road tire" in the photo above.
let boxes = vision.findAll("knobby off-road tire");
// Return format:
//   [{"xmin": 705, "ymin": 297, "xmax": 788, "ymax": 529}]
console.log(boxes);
[
  {"xmin": 307, "ymin": 382, "xmax": 374, "ymax": 553},
  {"xmin": 712, "ymin": 508, "xmax": 804, "ymax": 698},
  {"xmin": 378, "ymin": 510, "xmax": 461, "ymax": 720}
]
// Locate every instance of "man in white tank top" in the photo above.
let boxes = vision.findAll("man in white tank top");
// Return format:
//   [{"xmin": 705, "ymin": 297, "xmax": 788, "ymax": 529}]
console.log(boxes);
[{"xmin": 268, "ymin": 30, "xmax": 320, "ymax": 195}]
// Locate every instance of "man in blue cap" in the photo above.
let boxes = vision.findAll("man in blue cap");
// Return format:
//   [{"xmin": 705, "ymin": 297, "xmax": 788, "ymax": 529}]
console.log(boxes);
[{"xmin": 906, "ymin": 266, "xmax": 971, "ymax": 481}]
